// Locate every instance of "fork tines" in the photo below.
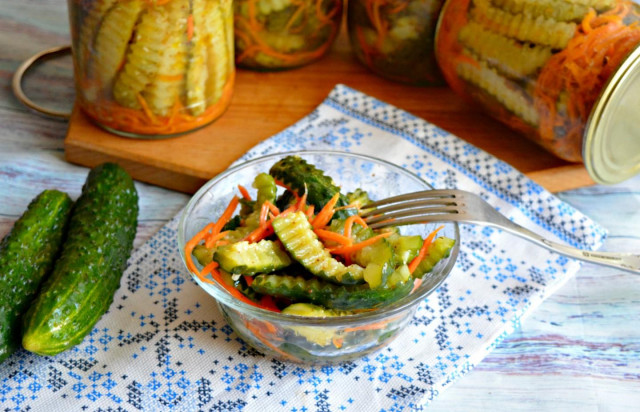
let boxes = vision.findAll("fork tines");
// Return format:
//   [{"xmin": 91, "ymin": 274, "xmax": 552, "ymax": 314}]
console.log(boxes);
[{"xmin": 361, "ymin": 189, "xmax": 461, "ymax": 229}]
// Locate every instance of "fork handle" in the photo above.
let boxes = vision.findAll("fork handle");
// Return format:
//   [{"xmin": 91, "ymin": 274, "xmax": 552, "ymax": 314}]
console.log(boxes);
[{"xmin": 499, "ymin": 222, "xmax": 640, "ymax": 274}]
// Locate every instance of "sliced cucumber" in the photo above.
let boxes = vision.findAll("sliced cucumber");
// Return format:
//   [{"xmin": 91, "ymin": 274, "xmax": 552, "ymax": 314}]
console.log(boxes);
[
  {"xmin": 412, "ymin": 237, "xmax": 456, "ymax": 279},
  {"xmin": 269, "ymin": 155, "xmax": 355, "ymax": 220},
  {"xmin": 282, "ymin": 302, "xmax": 352, "ymax": 317},
  {"xmin": 388, "ymin": 234, "xmax": 424, "ymax": 265},
  {"xmin": 214, "ymin": 239, "xmax": 291, "ymax": 275},
  {"xmin": 250, "ymin": 273, "xmax": 414, "ymax": 310},
  {"xmin": 272, "ymin": 211, "xmax": 365, "ymax": 285},
  {"xmin": 252, "ymin": 172, "xmax": 276, "ymax": 209},
  {"xmin": 281, "ymin": 303, "xmax": 352, "ymax": 347},
  {"xmin": 327, "ymin": 219, "xmax": 395, "ymax": 289}
]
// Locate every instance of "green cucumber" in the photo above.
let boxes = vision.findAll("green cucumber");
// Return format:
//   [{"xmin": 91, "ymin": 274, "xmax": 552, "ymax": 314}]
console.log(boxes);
[
  {"xmin": 272, "ymin": 211, "xmax": 364, "ymax": 285},
  {"xmin": 327, "ymin": 219, "xmax": 396, "ymax": 289},
  {"xmin": 281, "ymin": 303, "xmax": 352, "ymax": 346},
  {"xmin": 0, "ymin": 190, "xmax": 73, "ymax": 363},
  {"xmin": 253, "ymin": 172, "xmax": 277, "ymax": 209},
  {"xmin": 388, "ymin": 234, "xmax": 424, "ymax": 265},
  {"xmin": 269, "ymin": 156, "xmax": 355, "ymax": 220},
  {"xmin": 346, "ymin": 188, "xmax": 371, "ymax": 211},
  {"xmin": 214, "ymin": 240, "xmax": 292, "ymax": 275},
  {"xmin": 193, "ymin": 244, "xmax": 215, "ymax": 266},
  {"xmin": 282, "ymin": 302, "xmax": 352, "ymax": 318},
  {"xmin": 352, "ymin": 228, "xmax": 395, "ymax": 289},
  {"xmin": 412, "ymin": 237, "xmax": 456, "ymax": 279},
  {"xmin": 250, "ymin": 273, "xmax": 414, "ymax": 310},
  {"xmin": 22, "ymin": 163, "xmax": 139, "ymax": 356}
]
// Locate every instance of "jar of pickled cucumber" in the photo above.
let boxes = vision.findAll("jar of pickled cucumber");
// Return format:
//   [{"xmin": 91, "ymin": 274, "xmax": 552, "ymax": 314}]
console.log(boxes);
[
  {"xmin": 435, "ymin": 0, "xmax": 640, "ymax": 184},
  {"xmin": 347, "ymin": 0, "xmax": 446, "ymax": 85},
  {"xmin": 68, "ymin": 0, "xmax": 235, "ymax": 138},
  {"xmin": 233, "ymin": 0, "xmax": 343, "ymax": 70}
]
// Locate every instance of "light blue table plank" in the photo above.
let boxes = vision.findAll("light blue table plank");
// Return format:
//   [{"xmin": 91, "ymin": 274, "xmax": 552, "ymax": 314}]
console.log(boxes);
[{"xmin": 1, "ymin": 1, "xmax": 639, "ymax": 410}]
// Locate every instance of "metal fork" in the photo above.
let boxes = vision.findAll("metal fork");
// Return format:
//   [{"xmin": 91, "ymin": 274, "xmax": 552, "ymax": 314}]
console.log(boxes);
[{"xmin": 361, "ymin": 189, "xmax": 640, "ymax": 275}]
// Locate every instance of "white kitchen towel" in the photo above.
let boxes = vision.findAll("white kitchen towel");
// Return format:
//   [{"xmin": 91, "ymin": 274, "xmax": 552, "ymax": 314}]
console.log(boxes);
[{"xmin": 0, "ymin": 85, "xmax": 606, "ymax": 411}]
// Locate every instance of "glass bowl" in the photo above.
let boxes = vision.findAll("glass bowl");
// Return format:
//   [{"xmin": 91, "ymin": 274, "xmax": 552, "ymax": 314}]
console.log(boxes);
[{"xmin": 177, "ymin": 150, "xmax": 460, "ymax": 364}]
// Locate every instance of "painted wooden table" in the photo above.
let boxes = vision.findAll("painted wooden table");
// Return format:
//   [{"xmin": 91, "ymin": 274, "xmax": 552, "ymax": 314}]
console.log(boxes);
[{"xmin": 1, "ymin": 1, "xmax": 639, "ymax": 410}]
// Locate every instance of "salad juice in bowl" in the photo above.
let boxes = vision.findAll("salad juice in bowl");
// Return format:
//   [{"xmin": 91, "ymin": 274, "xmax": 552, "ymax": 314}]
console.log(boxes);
[{"xmin": 178, "ymin": 151, "xmax": 459, "ymax": 363}]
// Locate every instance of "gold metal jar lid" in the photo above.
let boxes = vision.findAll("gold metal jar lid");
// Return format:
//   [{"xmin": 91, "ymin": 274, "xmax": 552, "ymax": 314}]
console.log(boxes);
[{"xmin": 584, "ymin": 43, "xmax": 640, "ymax": 185}]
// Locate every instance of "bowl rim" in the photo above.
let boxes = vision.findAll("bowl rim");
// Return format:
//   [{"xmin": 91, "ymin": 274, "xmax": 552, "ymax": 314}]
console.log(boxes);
[{"xmin": 178, "ymin": 149, "xmax": 460, "ymax": 326}]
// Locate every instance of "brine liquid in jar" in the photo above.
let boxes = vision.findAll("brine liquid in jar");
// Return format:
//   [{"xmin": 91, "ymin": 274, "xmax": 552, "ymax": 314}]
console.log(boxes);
[
  {"xmin": 348, "ymin": 0, "xmax": 446, "ymax": 85},
  {"xmin": 435, "ymin": 0, "xmax": 640, "ymax": 161},
  {"xmin": 233, "ymin": 0, "xmax": 343, "ymax": 70},
  {"xmin": 68, "ymin": 0, "xmax": 235, "ymax": 138}
]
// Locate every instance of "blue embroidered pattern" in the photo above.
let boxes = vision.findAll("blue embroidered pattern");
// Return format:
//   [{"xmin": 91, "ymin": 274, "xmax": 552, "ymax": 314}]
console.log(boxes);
[{"xmin": 0, "ymin": 85, "xmax": 606, "ymax": 411}]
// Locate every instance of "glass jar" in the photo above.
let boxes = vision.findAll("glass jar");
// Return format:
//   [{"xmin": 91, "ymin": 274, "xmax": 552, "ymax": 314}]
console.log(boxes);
[
  {"xmin": 347, "ymin": 0, "xmax": 446, "ymax": 85},
  {"xmin": 68, "ymin": 0, "xmax": 235, "ymax": 138},
  {"xmin": 233, "ymin": 0, "xmax": 343, "ymax": 70},
  {"xmin": 435, "ymin": 0, "xmax": 640, "ymax": 166}
]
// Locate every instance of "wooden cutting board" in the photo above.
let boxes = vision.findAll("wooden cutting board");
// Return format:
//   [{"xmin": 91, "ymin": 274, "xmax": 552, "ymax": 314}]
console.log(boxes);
[{"xmin": 64, "ymin": 32, "xmax": 594, "ymax": 194}]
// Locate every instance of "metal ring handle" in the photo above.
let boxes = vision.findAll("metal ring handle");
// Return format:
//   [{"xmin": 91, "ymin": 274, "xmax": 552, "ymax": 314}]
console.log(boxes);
[{"xmin": 12, "ymin": 45, "xmax": 73, "ymax": 120}]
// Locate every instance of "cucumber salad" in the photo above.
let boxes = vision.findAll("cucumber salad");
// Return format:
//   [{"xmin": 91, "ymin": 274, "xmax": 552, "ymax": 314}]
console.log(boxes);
[{"xmin": 184, "ymin": 155, "xmax": 455, "ymax": 357}]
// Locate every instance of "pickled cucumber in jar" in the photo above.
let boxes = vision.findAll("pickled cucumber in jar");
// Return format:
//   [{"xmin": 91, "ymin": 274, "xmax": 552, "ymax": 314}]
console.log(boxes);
[
  {"xmin": 435, "ymin": 0, "xmax": 640, "ymax": 161},
  {"xmin": 347, "ymin": 0, "xmax": 446, "ymax": 85},
  {"xmin": 69, "ymin": 0, "xmax": 235, "ymax": 137},
  {"xmin": 234, "ymin": 0, "xmax": 343, "ymax": 70}
]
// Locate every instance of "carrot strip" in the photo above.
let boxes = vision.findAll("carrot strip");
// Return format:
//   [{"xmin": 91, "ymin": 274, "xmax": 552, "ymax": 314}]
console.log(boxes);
[
  {"xmin": 296, "ymin": 190, "xmax": 308, "ymax": 212},
  {"xmin": 259, "ymin": 295, "xmax": 281, "ymax": 313},
  {"xmin": 263, "ymin": 200, "xmax": 280, "ymax": 215},
  {"xmin": 210, "ymin": 267, "xmax": 269, "ymax": 310},
  {"xmin": 408, "ymin": 226, "xmax": 444, "ymax": 274},
  {"xmin": 343, "ymin": 215, "xmax": 368, "ymax": 239},
  {"xmin": 411, "ymin": 278, "xmax": 423, "ymax": 293},
  {"xmin": 204, "ymin": 230, "xmax": 229, "ymax": 249},
  {"xmin": 199, "ymin": 261, "xmax": 219, "ymax": 279},
  {"xmin": 311, "ymin": 193, "xmax": 340, "ymax": 229},
  {"xmin": 259, "ymin": 202, "xmax": 270, "ymax": 226},
  {"xmin": 212, "ymin": 196, "xmax": 240, "ymax": 235},
  {"xmin": 343, "ymin": 319, "xmax": 390, "ymax": 333},
  {"xmin": 187, "ymin": 14, "xmax": 194, "ymax": 42},
  {"xmin": 328, "ymin": 231, "xmax": 392, "ymax": 255},
  {"xmin": 334, "ymin": 203, "xmax": 359, "ymax": 212},
  {"xmin": 135, "ymin": 93, "xmax": 157, "ymax": 124},
  {"xmin": 305, "ymin": 205, "xmax": 315, "ymax": 219},
  {"xmin": 244, "ymin": 275, "xmax": 254, "ymax": 287},
  {"xmin": 244, "ymin": 321, "xmax": 301, "ymax": 362},
  {"xmin": 273, "ymin": 179, "xmax": 301, "ymax": 198},
  {"xmin": 245, "ymin": 223, "xmax": 274, "ymax": 243},
  {"xmin": 238, "ymin": 185, "xmax": 252, "ymax": 200},
  {"xmin": 184, "ymin": 223, "xmax": 215, "ymax": 274},
  {"xmin": 233, "ymin": 16, "xmax": 337, "ymax": 66},
  {"xmin": 156, "ymin": 73, "xmax": 184, "ymax": 82},
  {"xmin": 332, "ymin": 336, "xmax": 344, "ymax": 349},
  {"xmin": 314, "ymin": 229, "xmax": 352, "ymax": 246}
]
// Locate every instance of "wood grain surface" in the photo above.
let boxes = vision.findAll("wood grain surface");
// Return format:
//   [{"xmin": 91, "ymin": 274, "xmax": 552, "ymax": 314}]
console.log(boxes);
[
  {"xmin": 1, "ymin": 1, "xmax": 639, "ymax": 411},
  {"xmin": 64, "ymin": 30, "xmax": 594, "ymax": 194}
]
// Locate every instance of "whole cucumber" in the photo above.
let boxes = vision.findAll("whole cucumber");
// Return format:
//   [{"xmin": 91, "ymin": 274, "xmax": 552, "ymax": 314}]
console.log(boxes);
[
  {"xmin": 22, "ymin": 163, "xmax": 139, "ymax": 356},
  {"xmin": 0, "ymin": 190, "xmax": 73, "ymax": 363}
]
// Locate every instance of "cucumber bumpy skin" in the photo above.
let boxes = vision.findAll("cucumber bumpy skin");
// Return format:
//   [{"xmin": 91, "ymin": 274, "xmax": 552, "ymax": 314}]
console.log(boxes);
[
  {"xmin": 21, "ymin": 163, "xmax": 139, "ymax": 356},
  {"xmin": 269, "ymin": 155, "xmax": 355, "ymax": 220},
  {"xmin": 250, "ymin": 273, "xmax": 414, "ymax": 310},
  {"xmin": 0, "ymin": 190, "xmax": 73, "ymax": 363},
  {"xmin": 272, "ymin": 211, "xmax": 365, "ymax": 285}
]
